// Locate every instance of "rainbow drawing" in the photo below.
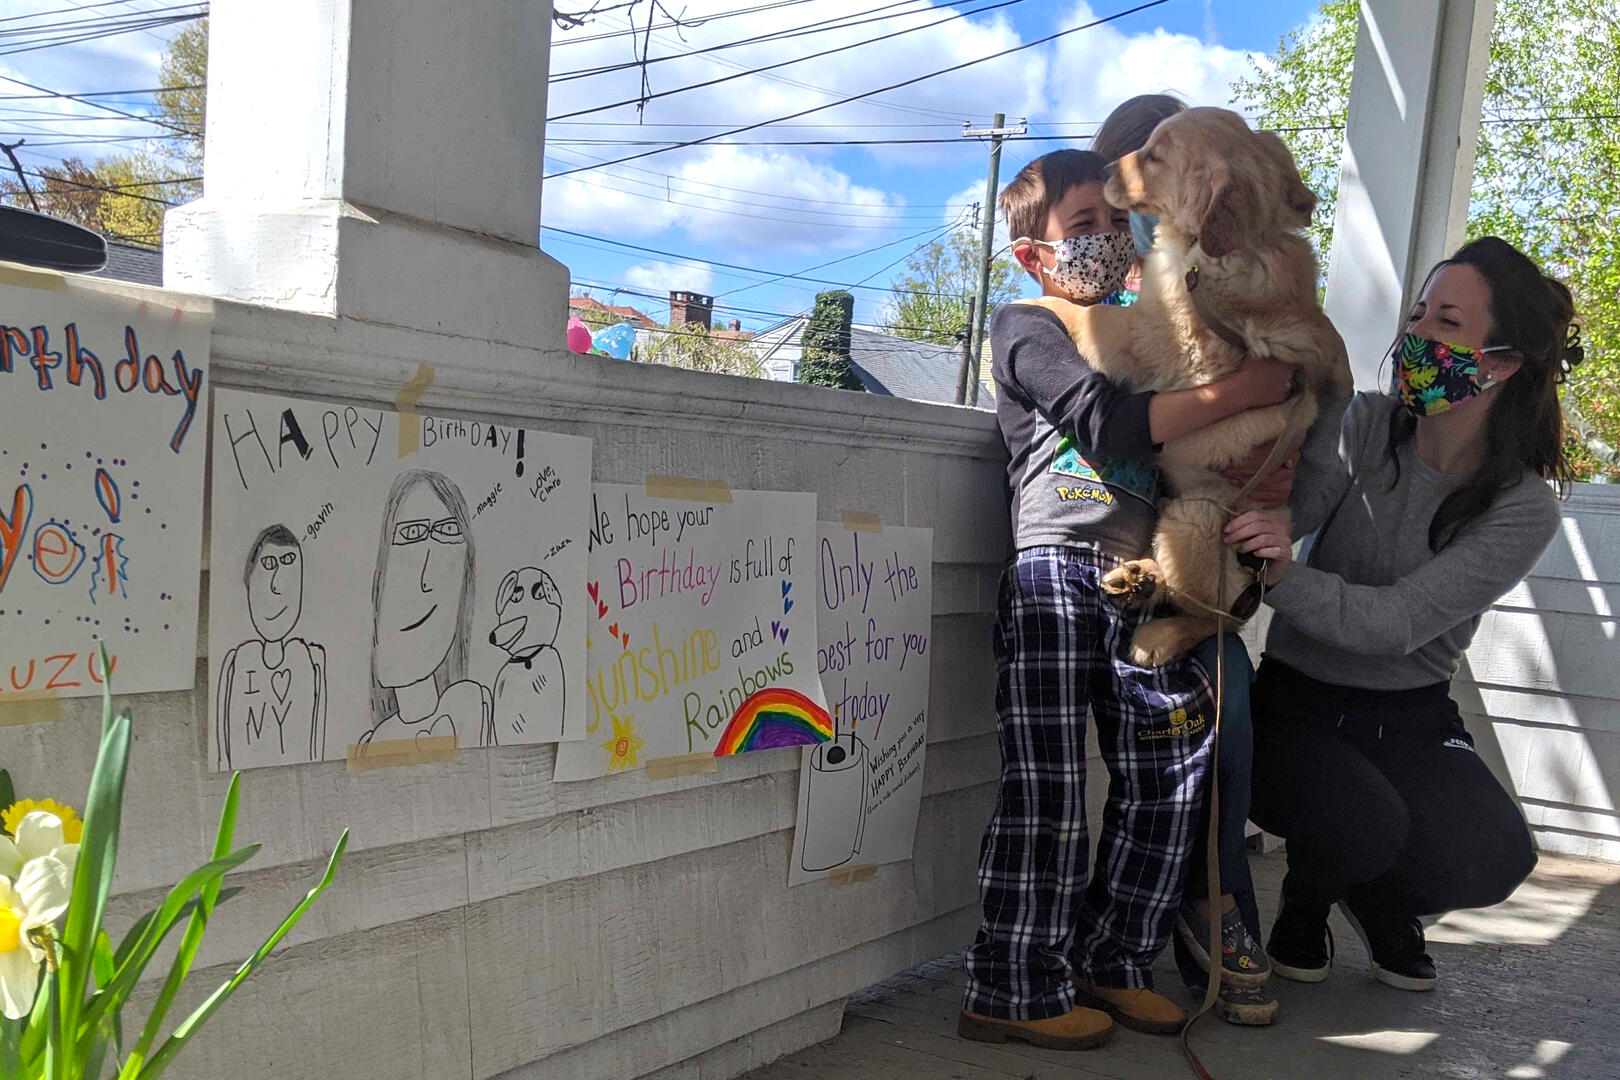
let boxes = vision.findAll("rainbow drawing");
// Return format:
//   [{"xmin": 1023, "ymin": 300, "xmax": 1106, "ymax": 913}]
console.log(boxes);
[{"xmin": 714, "ymin": 687, "xmax": 834, "ymax": 756}]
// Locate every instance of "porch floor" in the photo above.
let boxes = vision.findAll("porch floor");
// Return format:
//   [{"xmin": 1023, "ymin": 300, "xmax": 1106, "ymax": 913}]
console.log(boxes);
[{"xmin": 745, "ymin": 851, "xmax": 1620, "ymax": 1079}]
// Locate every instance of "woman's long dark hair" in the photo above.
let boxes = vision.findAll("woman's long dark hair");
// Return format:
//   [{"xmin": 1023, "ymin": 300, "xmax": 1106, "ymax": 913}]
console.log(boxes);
[{"xmin": 1385, "ymin": 236, "xmax": 1584, "ymax": 551}]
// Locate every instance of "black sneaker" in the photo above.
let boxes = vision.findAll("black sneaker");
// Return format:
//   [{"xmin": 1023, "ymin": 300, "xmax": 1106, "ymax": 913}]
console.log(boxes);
[
  {"xmin": 1337, "ymin": 900, "xmax": 1437, "ymax": 992},
  {"xmin": 1268, "ymin": 882, "xmax": 1333, "ymax": 984},
  {"xmin": 1175, "ymin": 903, "xmax": 1271, "ymax": 989}
]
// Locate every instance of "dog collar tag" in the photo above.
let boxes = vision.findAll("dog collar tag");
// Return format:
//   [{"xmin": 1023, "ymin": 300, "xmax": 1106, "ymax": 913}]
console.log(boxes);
[{"xmin": 1184, "ymin": 263, "xmax": 1200, "ymax": 292}]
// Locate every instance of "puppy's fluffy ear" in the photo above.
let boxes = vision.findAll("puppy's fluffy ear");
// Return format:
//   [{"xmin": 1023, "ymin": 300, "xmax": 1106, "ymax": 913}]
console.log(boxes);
[
  {"xmin": 1256, "ymin": 131, "xmax": 1316, "ymax": 227},
  {"xmin": 1199, "ymin": 175, "xmax": 1255, "ymax": 258}
]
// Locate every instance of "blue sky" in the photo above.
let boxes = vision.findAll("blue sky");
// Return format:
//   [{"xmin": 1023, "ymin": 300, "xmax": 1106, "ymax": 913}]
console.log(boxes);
[{"xmin": 2, "ymin": 0, "xmax": 1322, "ymax": 332}]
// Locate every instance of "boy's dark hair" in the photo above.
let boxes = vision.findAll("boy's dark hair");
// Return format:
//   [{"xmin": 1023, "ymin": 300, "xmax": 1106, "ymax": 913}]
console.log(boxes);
[
  {"xmin": 1093, "ymin": 93, "xmax": 1187, "ymax": 162},
  {"xmin": 999, "ymin": 150, "xmax": 1109, "ymax": 244},
  {"xmin": 244, "ymin": 523, "xmax": 299, "ymax": 589}
]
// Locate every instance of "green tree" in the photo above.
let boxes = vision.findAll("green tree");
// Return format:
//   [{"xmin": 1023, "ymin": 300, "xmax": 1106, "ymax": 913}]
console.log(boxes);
[
  {"xmin": 1233, "ymin": 0, "xmax": 1620, "ymax": 479},
  {"xmin": 882, "ymin": 228, "xmax": 1023, "ymax": 346},
  {"xmin": 637, "ymin": 323, "xmax": 764, "ymax": 379},
  {"xmin": 1, "ymin": 19, "xmax": 205, "ymax": 247},
  {"xmin": 797, "ymin": 290, "xmax": 863, "ymax": 391}
]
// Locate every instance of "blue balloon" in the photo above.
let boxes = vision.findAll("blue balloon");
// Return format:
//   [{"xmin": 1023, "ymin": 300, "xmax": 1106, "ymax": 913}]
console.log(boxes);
[{"xmin": 592, "ymin": 321, "xmax": 638, "ymax": 360}]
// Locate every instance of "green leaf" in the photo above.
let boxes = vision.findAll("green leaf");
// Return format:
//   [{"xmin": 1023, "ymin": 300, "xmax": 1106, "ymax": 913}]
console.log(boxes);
[
  {"xmin": 135, "ymin": 830, "xmax": 347, "ymax": 1080},
  {"xmin": 78, "ymin": 844, "xmax": 261, "ymax": 1058},
  {"xmin": 56, "ymin": 660, "xmax": 130, "ymax": 1080},
  {"xmin": 0, "ymin": 770, "xmax": 14, "ymax": 827},
  {"xmin": 120, "ymin": 775, "xmax": 241, "ymax": 1078}
]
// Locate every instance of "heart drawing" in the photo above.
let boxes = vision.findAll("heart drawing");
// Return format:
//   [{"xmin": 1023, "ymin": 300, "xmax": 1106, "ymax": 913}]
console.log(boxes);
[
  {"xmin": 620, "ymin": 630, "xmax": 631, "ymax": 649},
  {"xmin": 587, "ymin": 581, "xmax": 600, "ymax": 604},
  {"xmin": 771, "ymin": 620, "xmax": 789, "ymax": 645},
  {"xmin": 597, "ymin": 600, "xmax": 609, "ymax": 619},
  {"xmin": 609, "ymin": 622, "xmax": 620, "ymax": 640},
  {"xmin": 270, "ymin": 667, "xmax": 291, "ymax": 703}
]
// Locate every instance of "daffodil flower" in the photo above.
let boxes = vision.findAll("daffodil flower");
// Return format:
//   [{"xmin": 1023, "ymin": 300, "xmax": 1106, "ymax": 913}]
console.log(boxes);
[
  {"xmin": 0, "ymin": 812, "xmax": 80, "ymax": 882},
  {"xmin": 0, "ymin": 854, "xmax": 72, "ymax": 1018}
]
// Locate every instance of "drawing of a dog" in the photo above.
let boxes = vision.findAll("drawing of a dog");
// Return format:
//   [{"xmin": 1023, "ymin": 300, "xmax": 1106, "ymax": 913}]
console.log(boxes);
[
  {"xmin": 1026, "ymin": 107, "xmax": 1352, "ymax": 665},
  {"xmin": 489, "ymin": 567, "xmax": 566, "ymax": 743}
]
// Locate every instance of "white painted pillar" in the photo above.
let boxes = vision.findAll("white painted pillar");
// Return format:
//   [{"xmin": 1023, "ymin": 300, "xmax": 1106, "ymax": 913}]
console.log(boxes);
[
  {"xmin": 164, "ymin": 0, "xmax": 569, "ymax": 351},
  {"xmin": 1323, "ymin": 0, "xmax": 1495, "ymax": 389}
]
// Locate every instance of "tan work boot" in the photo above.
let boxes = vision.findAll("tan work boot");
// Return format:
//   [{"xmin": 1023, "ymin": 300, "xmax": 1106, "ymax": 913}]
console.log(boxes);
[
  {"xmin": 958, "ymin": 1006, "xmax": 1116, "ymax": 1050},
  {"xmin": 1073, "ymin": 976, "xmax": 1186, "ymax": 1034}
]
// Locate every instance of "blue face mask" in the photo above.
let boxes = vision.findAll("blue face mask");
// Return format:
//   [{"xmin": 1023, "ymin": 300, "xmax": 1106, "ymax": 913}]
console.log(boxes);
[{"xmin": 1129, "ymin": 212, "xmax": 1157, "ymax": 258}]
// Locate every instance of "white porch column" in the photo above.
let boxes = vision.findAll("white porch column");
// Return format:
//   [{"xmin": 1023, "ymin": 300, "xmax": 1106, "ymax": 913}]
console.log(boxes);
[
  {"xmin": 163, "ymin": 0, "xmax": 568, "ymax": 351},
  {"xmin": 1322, "ymin": 0, "xmax": 1495, "ymax": 389}
]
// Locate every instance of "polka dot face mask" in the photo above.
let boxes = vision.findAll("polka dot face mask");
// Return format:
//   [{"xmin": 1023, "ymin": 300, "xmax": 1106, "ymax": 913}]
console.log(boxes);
[{"xmin": 1019, "ymin": 231, "xmax": 1135, "ymax": 303}]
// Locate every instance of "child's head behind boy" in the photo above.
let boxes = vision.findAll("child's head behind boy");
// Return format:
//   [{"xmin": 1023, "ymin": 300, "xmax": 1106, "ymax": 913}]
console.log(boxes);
[{"xmin": 1001, "ymin": 149, "xmax": 1133, "ymax": 306}]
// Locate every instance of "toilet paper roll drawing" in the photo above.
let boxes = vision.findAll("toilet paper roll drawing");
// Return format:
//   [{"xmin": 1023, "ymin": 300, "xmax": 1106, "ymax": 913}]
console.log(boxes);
[{"xmin": 800, "ymin": 734, "xmax": 869, "ymax": 872}]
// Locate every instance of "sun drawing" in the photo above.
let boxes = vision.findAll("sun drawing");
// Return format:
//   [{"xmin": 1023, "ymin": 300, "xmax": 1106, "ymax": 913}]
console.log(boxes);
[{"xmin": 603, "ymin": 712, "xmax": 644, "ymax": 773}]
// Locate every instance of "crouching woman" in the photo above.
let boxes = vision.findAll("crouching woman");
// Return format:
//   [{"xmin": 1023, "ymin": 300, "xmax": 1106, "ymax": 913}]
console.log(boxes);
[{"xmin": 1224, "ymin": 237, "xmax": 1582, "ymax": 991}]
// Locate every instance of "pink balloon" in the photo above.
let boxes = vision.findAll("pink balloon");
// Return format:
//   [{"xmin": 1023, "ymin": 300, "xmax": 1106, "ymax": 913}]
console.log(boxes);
[{"xmin": 566, "ymin": 316, "xmax": 594, "ymax": 354}]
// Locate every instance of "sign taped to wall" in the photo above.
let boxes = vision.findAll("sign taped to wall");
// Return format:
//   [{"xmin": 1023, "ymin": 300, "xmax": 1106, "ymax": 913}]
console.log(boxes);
[
  {"xmin": 207, "ymin": 388, "xmax": 592, "ymax": 769},
  {"xmin": 788, "ymin": 523, "xmax": 932, "ymax": 886},
  {"xmin": 0, "ymin": 273, "xmax": 210, "ymax": 699},
  {"xmin": 552, "ymin": 483, "xmax": 828, "ymax": 780}
]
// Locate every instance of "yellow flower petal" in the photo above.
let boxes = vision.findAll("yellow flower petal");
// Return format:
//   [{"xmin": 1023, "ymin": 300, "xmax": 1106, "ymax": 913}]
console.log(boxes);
[{"xmin": 2, "ymin": 800, "xmax": 81, "ymax": 845}]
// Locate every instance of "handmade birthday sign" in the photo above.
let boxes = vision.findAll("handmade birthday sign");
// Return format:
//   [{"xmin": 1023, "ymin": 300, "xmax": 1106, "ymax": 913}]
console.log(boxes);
[
  {"xmin": 552, "ymin": 484, "xmax": 828, "ymax": 781},
  {"xmin": 789, "ymin": 523, "xmax": 932, "ymax": 886},
  {"xmin": 0, "ymin": 272, "xmax": 210, "ymax": 700},
  {"xmin": 207, "ymin": 388, "xmax": 592, "ymax": 770}
]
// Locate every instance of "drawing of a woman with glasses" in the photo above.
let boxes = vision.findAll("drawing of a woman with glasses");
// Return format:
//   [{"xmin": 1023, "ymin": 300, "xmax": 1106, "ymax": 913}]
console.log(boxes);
[{"xmin": 360, "ymin": 469, "xmax": 491, "ymax": 749}]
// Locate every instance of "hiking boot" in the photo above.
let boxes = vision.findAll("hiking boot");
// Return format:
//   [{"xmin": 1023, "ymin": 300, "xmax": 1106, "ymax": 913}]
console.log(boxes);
[
  {"xmin": 1073, "ymin": 976, "xmax": 1186, "ymax": 1034},
  {"xmin": 1337, "ymin": 900, "xmax": 1438, "ymax": 992},
  {"xmin": 957, "ymin": 1006, "xmax": 1116, "ymax": 1050},
  {"xmin": 1214, "ymin": 981, "xmax": 1280, "ymax": 1027},
  {"xmin": 1176, "ymin": 902, "xmax": 1271, "ymax": 989},
  {"xmin": 1268, "ymin": 880, "xmax": 1333, "ymax": 984}
]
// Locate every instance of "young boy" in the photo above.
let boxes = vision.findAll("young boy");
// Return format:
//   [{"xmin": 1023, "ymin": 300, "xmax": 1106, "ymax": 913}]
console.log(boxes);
[{"xmin": 958, "ymin": 149, "xmax": 1297, "ymax": 1050}]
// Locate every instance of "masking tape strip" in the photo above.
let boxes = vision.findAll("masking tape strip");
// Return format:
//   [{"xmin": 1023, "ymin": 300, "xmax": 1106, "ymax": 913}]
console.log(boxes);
[
  {"xmin": 0, "ymin": 692, "xmax": 65, "ymax": 727},
  {"xmin": 827, "ymin": 863, "xmax": 878, "ymax": 887},
  {"xmin": 644, "ymin": 751, "xmax": 719, "ymax": 780},
  {"xmin": 395, "ymin": 363, "xmax": 436, "ymax": 459},
  {"xmin": 0, "ymin": 262, "xmax": 67, "ymax": 292},
  {"xmin": 644, "ymin": 475, "xmax": 734, "ymax": 504},
  {"xmin": 345, "ymin": 734, "xmax": 460, "ymax": 772},
  {"xmin": 838, "ymin": 509, "xmax": 883, "ymax": 533}
]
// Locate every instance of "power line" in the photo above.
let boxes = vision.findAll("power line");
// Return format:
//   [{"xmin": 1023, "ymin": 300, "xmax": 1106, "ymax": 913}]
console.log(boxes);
[
  {"xmin": 0, "ymin": 83, "xmax": 201, "ymax": 100},
  {"xmin": 551, "ymin": 0, "xmax": 935, "ymax": 82},
  {"xmin": 545, "ymin": 0, "xmax": 1172, "ymax": 178},
  {"xmin": 548, "ymin": 0, "xmax": 1028, "ymax": 120},
  {"xmin": 542, "ymin": 225, "xmax": 960, "ymax": 297},
  {"xmin": 571, "ymin": 10, "xmax": 965, "ymax": 123},
  {"xmin": 11, "ymin": 166, "xmax": 181, "ymax": 204},
  {"xmin": 552, "ymin": 0, "xmax": 820, "ymax": 47},
  {"xmin": 717, "ymin": 215, "xmax": 964, "ymax": 298},
  {"xmin": 0, "ymin": 73, "xmax": 197, "ymax": 137}
]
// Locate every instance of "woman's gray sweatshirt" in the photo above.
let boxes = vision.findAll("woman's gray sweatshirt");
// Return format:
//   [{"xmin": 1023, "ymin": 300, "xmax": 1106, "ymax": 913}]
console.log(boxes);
[{"xmin": 1264, "ymin": 392, "xmax": 1561, "ymax": 690}]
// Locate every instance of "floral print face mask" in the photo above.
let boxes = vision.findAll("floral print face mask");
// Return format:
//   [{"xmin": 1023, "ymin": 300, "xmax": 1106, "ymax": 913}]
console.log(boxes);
[
  {"xmin": 1390, "ymin": 333, "xmax": 1513, "ymax": 418},
  {"xmin": 1018, "ymin": 232, "xmax": 1135, "ymax": 303}
]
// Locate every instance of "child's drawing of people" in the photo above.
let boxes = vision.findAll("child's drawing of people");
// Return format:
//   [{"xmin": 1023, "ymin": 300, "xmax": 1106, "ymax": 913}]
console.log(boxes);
[
  {"xmin": 361, "ymin": 469, "xmax": 491, "ymax": 749},
  {"xmin": 488, "ymin": 566, "xmax": 567, "ymax": 744},
  {"xmin": 216, "ymin": 525, "xmax": 327, "ymax": 769}
]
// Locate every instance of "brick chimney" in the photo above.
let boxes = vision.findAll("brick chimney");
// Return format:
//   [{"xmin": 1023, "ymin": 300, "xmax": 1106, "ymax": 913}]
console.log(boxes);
[{"xmin": 669, "ymin": 290, "xmax": 713, "ymax": 329}]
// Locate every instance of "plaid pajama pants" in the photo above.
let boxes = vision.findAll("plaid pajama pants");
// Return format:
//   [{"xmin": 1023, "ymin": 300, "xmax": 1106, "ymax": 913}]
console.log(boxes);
[{"xmin": 963, "ymin": 545, "xmax": 1216, "ymax": 1020}]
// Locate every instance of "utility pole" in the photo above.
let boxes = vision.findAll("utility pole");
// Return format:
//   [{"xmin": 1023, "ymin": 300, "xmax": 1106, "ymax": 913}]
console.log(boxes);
[
  {"xmin": 954, "ymin": 291, "xmax": 979, "ymax": 405},
  {"xmin": 960, "ymin": 114, "xmax": 1025, "ymax": 406}
]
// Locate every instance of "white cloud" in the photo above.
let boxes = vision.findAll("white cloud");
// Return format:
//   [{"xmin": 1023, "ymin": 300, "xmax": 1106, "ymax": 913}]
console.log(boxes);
[{"xmin": 623, "ymin": 259, "xmax": 715, "ymax": 295}]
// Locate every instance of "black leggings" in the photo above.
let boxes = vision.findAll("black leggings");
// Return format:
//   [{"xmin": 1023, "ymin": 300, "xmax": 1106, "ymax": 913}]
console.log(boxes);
[{"xmin": 1249, "ymin": 660, "xmax": 1536, "ymax": 918}]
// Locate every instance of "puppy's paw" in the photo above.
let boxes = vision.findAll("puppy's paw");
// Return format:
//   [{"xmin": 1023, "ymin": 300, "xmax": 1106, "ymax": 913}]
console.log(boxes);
[
  {"xmin": 1128, "ymin": 619, "xmax": 1201, "ymax": 668},
  {"xmin": 1102, "ymin": 560, "xmax": 1158, "ymax": 609}
]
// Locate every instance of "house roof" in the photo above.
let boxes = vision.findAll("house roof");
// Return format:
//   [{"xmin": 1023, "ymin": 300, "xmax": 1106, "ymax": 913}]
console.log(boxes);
[
  {"xmin": 90, "ymin": 241, "xmax": 162, "ymax": 287},
  {"xmin": 749, "ymin": 316, "xmax": 993, "ymax": 409},
  {"xmin": 568, "ymin": 295, "xmax": 659, "ymax": 328}
]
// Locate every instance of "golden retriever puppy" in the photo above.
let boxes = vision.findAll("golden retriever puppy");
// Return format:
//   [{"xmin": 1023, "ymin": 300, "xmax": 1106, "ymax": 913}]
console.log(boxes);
[{"xmin": 1025, "ymin": 107, "xmax": 1351, "ymax": 665}]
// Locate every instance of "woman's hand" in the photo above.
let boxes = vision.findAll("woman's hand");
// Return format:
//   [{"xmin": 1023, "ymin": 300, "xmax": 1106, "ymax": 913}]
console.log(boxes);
[
  {"xmin": 1217, "ymin": 438, "xmax": 1303, "ymax": 508},
  {"xmin": 1225, "ymin": 510, "xmax": 1292, "ymax": 586}
]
